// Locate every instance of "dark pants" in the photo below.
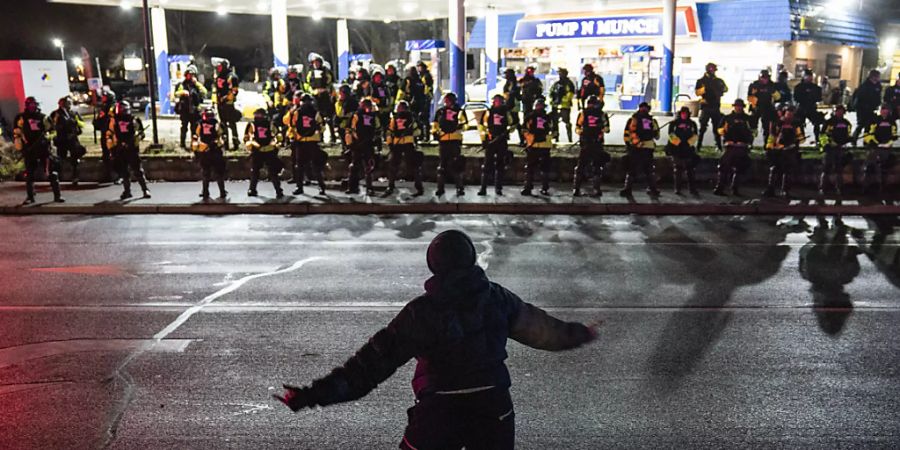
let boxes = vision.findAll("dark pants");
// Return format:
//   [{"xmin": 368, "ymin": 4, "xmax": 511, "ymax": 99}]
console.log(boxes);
[
  {"xmin": 797, "ymin": 107, "xmax": 823, "ymax": 143},
  {"xmin": 524, "ymin": 147, "xmax": 551, "ymax": 192},
  {"xmin": 574, "ymin": 140, "xmax": 608, "ymax": 194},
  {"xmin": 437, "ymin": 140, "xmax": 465, "ymax": 193},
  {"xmin": 217, "ymin": 104, "xmax": 241, "ymax": 148},
  {"xmin": 820, "ymin": 145, "xmax": 852, "ymax": 193},
  {"xmin": 99, "ymin": 137, "xmax": 115, "ymax": 182},
  {"xmin": 552, "ymin": 107, "xmax": 572, "ymax": 142},
  {"xmin": 863, "ymin": 146, "xmax": 896, "ymax": 192},
  {"xmin": 400, "ymin": 388, "xmax": 514, "ymax": 450},
  {"xmin": 388, "ymin": 144, "xmax": 424, "ymax": 192},
  {"xmin": 622, "ymin": 146, "xmax": 657, "ymax": 192},
  {"xmin": 271, "ymin": 107, "xmax": 288, "ymax": 141},
  {"xmin": 179, "ymin": 112, "xmax": 199, "ymax": 148},
  {"xmin": 113, "ymin": 146, "xmax": 148, "ymax": 196},
  {"xmin": 249, "ymin": 151, "xmax": 283, "ymax": 195},
  {"xmin": 55, "ymin": 136, "xmax": 83, "ymax": 182},
  {"xmin": 291, "ymin": 141, "xmax": 326, "ymax": 192},
  {"xmin": 314, "ymin": 93, "xmax": 337, "ymax": 140},
  {"xmin": 24, "ymin": 153, "xmax": 61, "ymax": 201},
  {"xmin": 348, "ymin": 141, "xmax": 375, "ymax": 193},
  {"xmin": 851, "ymin": 109, "xmax": 877, "ymax": 143},
  {"xmin": 480, "ymin": 140, "xmax": 508, "ymax": 193},
  {"xmin": 197, "ymin": 148, "xmax": 226, "ymax": 197},
  {"xmin": 752, "ymin": 106, "xmax": 776, "ymax": 143},
  {"xmin": 415, "ymin": 104, "xmax": 431, "ymax": 142},
  {"xmin": 666, "ymin": 143, "xmax": 698, "ymax": 192},
  {"xmin": 698, "ymin": 107, "xmax": 723, "ymax": 149},
  {"xmin": 765, "ymin": 148, "xmax": 800, "ymax": 194},
  {"xmin": 715, "ymin": 144, "xmax": 750, "ymax": 193}
]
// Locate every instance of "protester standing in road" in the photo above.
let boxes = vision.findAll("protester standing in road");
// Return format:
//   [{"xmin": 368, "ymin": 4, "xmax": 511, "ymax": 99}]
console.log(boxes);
[{"xmin": 274, "ymin": 229, "xmax": 598, "ymax": 450}]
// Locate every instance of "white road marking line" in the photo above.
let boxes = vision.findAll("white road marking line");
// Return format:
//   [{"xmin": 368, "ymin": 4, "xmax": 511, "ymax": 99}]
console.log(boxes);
[
  {"xmin": 101, "ymin": 256, "xmax": 324, "ymax": 448},
  {"xmin": 0, "ymin": 304, "xmax": 889, "ymax": 313},
  {"xmin": 230, "ymin": 403, "xmax": 274, "ymax": 416},
  {"xmin": 477, "ymin": 239, "xmax": 494, "ymax": 271},
  {"xmin": 149, "ymin": 256, "xmax": 324, "ymax": 347},
  {"xmin": 63, "ymin": 240, "xmax": 898, "ymax": 248},
  {"xmin": 0, "ymin": 339, "xmax": 192, "ymax": 369}
]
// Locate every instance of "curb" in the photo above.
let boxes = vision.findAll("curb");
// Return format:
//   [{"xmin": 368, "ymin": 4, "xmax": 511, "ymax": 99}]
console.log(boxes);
[{"xmin": 2, "ymin": 202, "xmax": 898, "ymax": 216}]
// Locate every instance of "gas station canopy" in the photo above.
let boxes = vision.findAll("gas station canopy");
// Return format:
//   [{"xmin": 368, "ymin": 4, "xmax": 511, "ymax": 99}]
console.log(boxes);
[{"xmin": 49, "ymin": 0, "xmax": 655, "ymax": 21}]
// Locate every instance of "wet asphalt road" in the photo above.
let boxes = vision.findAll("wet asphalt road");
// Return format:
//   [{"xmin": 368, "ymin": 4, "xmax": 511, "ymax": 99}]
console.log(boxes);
[{"xmin": 0, "ymin": 214, "xmax": 898, "ymax": 449}]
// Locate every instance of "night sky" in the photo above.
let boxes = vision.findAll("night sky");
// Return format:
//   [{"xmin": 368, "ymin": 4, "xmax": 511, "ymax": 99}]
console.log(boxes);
[{"xmin": 0, "ymin": 1, "xmax": 444, "ymax": 78}]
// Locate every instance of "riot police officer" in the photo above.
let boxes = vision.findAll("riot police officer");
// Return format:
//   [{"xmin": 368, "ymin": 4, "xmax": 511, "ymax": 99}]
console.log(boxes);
[
  {"xmin": 49, "ymin": 96, "xmax": 86, "ymax": 185},
  {"xmin": 478, "ymin": 94, "xmax": 515, "ymax": 196},
  {"xmin": 306, "ymin": 53, "xmax": 337, "ymax": 142},
  {"xmin": 573, "ymin": 95, "xmax": 610, "ymax": 197},
  {"xmin": 397, "ymin": 66, "xmax": 428, "ymax": 142},
  {"xmin": 794, "ymin": 69, "xmax": 825, "ymax": 142},
  {"xmin": 106, "ymin": 101, "xmax": 151, "ymax": 200},
  {"xmin": 794, "ymin": 69, "xmax": 823, "ymax": 144},
  {"xmin": 502, "ymin": 68, "xmax": 522, "ymax": 145},
  {"xmin": 851, "ymin": 70, "xmax": 883, "ymax": 146},
  {"xmin": 577, "ymin": 63, "xmax": 605, "ymax": 110},
  {"xmin": 352, "ymin": 67, "xmax": 371, "ymax": 98},
  {"xmin": 521, "ymin": 97, "xmax": 555, "ymax": 196},
  {"xmin": 763, "ymin": 104, "xmax": 805, "ymax": 198},
  {"xmin": 748, "ymin": 69, "xmax": 779, "ymax": 143},
  {"xmin": 431, "ymin": 92, "xmax": 468, "ymax": 196},
  {"xmin": 882, "ymin": 75, "xmax": 900, "ymax": 122},
  {"xmin": 334, "ymin": 84, "xmax": 358, "ymax": 152},
  {"xmin": 284, "ymin": 93, "xmax": 327, "ymax": 196},
  {"xmin": 174, "ymin": 65, "xmax": 207, "ymax": 149},
  {"xmin": 370, "ymin": 68, "xmax": 394, "ymax": 140},
  {"xmin": 774, "ymin": 70, "xmax": 792, "ymax": 104},
  {"xmin": 861, "ymin": 104, "xmax": 897, "ymax": 195},
  {"xmin": 284, "ymin": 65, "xmax": 305, "ymax": 105},
  {"xmin": 212, "ymin": 58, "xmax": 241, "ymax": 150},
  {"xmin": 549, "ymin": 67, "xmax": 576, "ymax": 143},
  {"xmin": 92, "ymin": 88, "xmax": 118, "ymax": 183},
  {"xmin": 416, "ymin": 61, "xmax": 434, "ymax": 112},
  {"xmin": 519, "ymin": 64, "xmax": 543, "ymax": 122},
  {"xmin": 665, "ymin": 106, "xmax": 700, "ymax": 195},
  {"xmin": 191, "ymin": 107, "xmax": 227, "ymax": 200},
  {"xmin": 818, "ymin": 104, "xmax": 853, "ymax": 196},
  {"xmin": 263, "ymin": 67, "xmax": 289, "ymax": 141},
  {"xmin": 621, "ymin": 102, "xmax": 660, "ymax": 197},
  {"xmin": 13, "ymin": 97, "xmax": 63, "ymax": 204},
  {"xmin": 385, "ymin": 100, "xmax": 424, "ymax": 196},
  {"xmin": 244, "ymin": 108, "xmax": 284, "ymax": 198},
  {"xmin": 345, "ymin": 98, "xmax": 381, "ymax": 195},
  {"xmin": 713, "ymin": 99, "xmax": 754, "ymax": 196},
  {"xmin": 694, "ymin": 62, "xmax": 727, "ymax": 151},
  {"xmin": 384, "ymin": 61, "xmax": 402, "ymax": 95}
]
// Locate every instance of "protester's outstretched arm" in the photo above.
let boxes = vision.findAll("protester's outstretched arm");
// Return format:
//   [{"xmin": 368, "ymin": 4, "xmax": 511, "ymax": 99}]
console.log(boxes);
[
  {"xmin": 274, "ymin": 306, "xmax": 421, "ymax": 411},
  {"xmin": 504, "ymin": 287, "xmax": 597, "ymax": 351}
]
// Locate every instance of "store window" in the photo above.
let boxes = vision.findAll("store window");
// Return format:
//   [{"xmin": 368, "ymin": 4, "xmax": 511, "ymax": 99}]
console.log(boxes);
[{"xmin": 826, "ymin": 54, "xmax": 842, "ymax": 79}]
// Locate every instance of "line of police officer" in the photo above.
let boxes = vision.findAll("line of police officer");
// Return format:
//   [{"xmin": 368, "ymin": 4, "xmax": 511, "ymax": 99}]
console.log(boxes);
[
  {"xmin": 14, "ymin": 93, "xmax": 150, "ymax": 203},
  {"xmin": 13, "ymin": 58, "xmax": 898, "ymax": 203}
]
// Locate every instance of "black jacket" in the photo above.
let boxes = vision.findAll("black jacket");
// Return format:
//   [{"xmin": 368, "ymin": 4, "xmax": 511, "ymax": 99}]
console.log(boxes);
[
  {"xmin": 304, "ymin": 266, "xmax": 592, "ymax": 406},
  {"xmin": 853, "ymin": 79, "xmax": 882, "ymax": 112}
]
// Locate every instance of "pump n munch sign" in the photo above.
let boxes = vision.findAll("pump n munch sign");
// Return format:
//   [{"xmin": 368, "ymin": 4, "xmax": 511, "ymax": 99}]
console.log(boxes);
[{"xmin": 513, "ymin": 8, "xmax": 698, "ymax": 42}]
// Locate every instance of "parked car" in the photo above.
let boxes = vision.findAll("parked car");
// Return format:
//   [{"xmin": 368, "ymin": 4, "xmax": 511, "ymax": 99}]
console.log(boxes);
[
  {"xmin": 465, "ymin": 77, "xmax": 505, "ymax": 104},
  {"xmin": 123, "ymin": 84, "xmax": 151, "ymax": 115}
]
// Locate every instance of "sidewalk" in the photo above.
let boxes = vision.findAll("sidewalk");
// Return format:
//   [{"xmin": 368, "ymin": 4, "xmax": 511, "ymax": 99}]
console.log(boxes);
[{"xmin": 2, "ymin": 180, "xmax": 897, "ymax": 216}]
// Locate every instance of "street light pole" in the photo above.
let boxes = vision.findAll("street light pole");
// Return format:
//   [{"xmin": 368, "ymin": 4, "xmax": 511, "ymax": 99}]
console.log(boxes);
[{"xmin": 140, "ymin": 0, "xmax": 160, "ymax": 146}]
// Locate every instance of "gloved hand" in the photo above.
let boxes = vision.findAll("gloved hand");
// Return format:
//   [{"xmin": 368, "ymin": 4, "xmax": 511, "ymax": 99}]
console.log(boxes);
[{"xmin": 273, "ymin": 383, "xmax": 315, "ymax": 412}]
